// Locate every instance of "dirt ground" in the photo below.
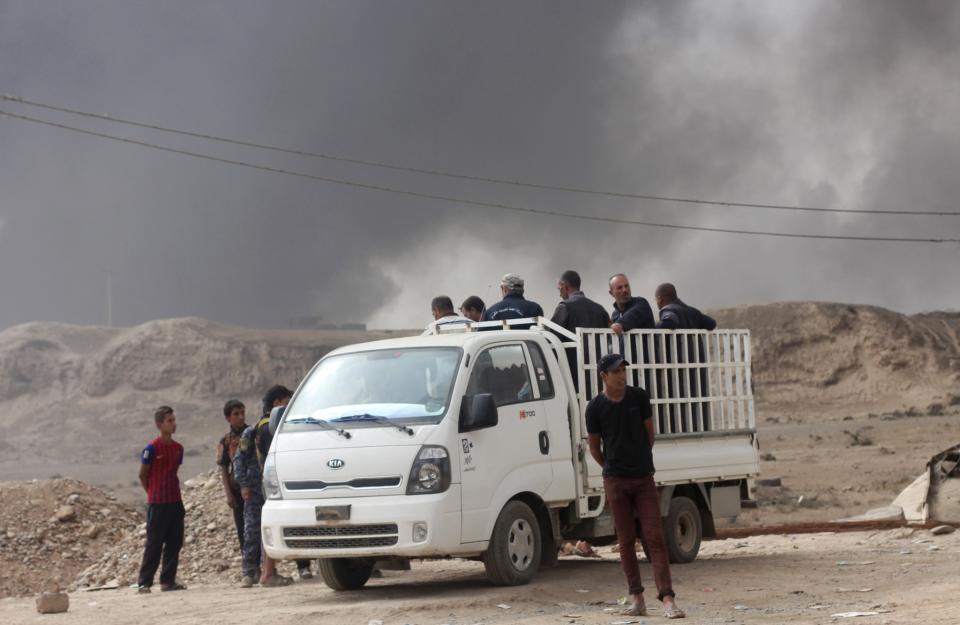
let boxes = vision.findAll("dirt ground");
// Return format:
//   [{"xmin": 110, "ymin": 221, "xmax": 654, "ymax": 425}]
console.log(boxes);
[
  {"xmin": 2, "ymin": 527, "xmax": 957, "ymax": 625},
  {"xmin": 736, "ymin": 410, "xmax": 960, "ymax": 525}
]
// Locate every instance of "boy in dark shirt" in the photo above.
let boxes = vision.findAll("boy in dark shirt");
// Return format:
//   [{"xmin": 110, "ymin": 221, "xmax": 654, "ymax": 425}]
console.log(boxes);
[
  {"xmin": 136, "ymin": 406, "xmax": 186, "ymax": 593},
  {"xmin": 586, "ymin": 355, "xmax": 684, "ymax": 619},
  {"xmin": 216, "ymin": 399, "xmax": 248, "ymax": 556}
]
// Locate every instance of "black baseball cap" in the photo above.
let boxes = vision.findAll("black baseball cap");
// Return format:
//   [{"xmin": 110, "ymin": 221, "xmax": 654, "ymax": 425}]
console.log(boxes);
[{"xmin": 598, "ymin": 353, "xmax": 629, "ymax": 373}]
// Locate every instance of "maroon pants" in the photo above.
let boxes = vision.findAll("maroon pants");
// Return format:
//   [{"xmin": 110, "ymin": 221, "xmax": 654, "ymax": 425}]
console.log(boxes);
[{"xmin": 603, "ymin": 475, "xmax": 675, "ymax": 600}]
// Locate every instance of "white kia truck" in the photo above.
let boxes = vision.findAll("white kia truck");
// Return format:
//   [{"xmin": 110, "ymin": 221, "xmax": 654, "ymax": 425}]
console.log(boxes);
[{"xmin": 261, "ymin": 319, "xmax": 759, "ymax": 589}]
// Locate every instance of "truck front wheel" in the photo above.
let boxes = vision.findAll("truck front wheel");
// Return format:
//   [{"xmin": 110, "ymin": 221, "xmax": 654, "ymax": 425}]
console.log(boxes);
[
  {"xmin": 664, "ymin": 496, "xmax": 702, "ymax": 563},
  {"xmin": 483, "ymin": 501, "xmax": 541, "ymax": 586},
  {"xmin": 318, "ymin": 558, "xmax": 374, "ymax": 590}
]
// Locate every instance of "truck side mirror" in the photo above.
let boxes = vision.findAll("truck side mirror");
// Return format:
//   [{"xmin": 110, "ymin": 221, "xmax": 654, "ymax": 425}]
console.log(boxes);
[
  {"xmin": 268, "ymin": 405, "xmax": 285, "ymax": 436},
  {"xmin": 459, "ymin": 393, "xmax": 498, "ymax": 432}
]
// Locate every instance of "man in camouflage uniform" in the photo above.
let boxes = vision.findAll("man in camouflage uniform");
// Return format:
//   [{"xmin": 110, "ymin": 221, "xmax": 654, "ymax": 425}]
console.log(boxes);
[
  {"xmin": 255, "ymin": 385, "xmax": 313, "ymax": 580},
  {"xmin": 233, "ymin": 410, "xmax": 293, "ymax": 588}
]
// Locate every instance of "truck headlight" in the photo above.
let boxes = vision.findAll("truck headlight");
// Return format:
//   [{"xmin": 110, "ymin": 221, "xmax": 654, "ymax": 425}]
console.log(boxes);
[
  {"xmin": 406, "ymin": 446, "xmax": 451, "ymax": 495},
  {"xmin": 263, "ymin": 454, "xmax": 282, "ymax": 500}
]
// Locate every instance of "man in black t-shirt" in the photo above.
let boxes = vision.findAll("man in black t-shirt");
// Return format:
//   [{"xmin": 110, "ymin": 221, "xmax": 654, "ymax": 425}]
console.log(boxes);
[{"xmin": 585, "ymin": 354, "xmax": 685, "ymax": 619}]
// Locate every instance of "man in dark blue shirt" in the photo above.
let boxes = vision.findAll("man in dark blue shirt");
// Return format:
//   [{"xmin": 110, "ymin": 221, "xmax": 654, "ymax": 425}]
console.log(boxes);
[
  {"xmin": 654, "ymin": 283, "xmax": 715, "ymax": 434},
  {"xmin": 654, "ymin": 283, "xmax": 716, "ymax": 330},
  {"xmin": 482, "ymin": 273, "xmax": 544, "ymax": 321},
  {"xmin": 608, "ymin": 273, "xmax": 655, "ymax": 335}
]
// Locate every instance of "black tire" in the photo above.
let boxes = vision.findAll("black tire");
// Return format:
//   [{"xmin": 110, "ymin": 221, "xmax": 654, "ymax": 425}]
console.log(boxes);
[
  {"xmin": 318, "ymin": 558, "xmax": 374, "ymax": 591},
  {"xmin": 664, "ymin": 496, "xmax": 702, "ymax": 563},
  {"xmin": 483, "ymin": 501, "xmax": 542, "ymax": 586}
]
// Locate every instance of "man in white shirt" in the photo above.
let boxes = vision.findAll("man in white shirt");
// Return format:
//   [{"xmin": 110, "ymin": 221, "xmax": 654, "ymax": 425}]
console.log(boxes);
[{"xmin": 424, "ymin": 295, "xmax": 472, "ymax": 331}]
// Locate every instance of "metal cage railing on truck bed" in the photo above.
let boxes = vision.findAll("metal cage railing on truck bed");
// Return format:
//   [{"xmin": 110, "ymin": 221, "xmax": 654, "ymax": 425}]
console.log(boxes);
[
  {"xmin": 426, "ymin": 317, "xmax": 755, "ymax": 437},
  {"xmin": 575, "ymin": 327, "xmax": 755, "ymax": 436}
]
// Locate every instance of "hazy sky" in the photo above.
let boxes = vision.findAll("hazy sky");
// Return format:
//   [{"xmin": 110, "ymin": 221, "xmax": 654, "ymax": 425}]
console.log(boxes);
[{"xmin": 1, "ymin": 1, "xmax": 958, "ymax": 330}]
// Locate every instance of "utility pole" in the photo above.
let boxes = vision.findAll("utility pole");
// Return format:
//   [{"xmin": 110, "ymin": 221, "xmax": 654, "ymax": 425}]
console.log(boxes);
[{"xmin": 106, "ymin": 272, "xmax": 113, "ymax": 327}]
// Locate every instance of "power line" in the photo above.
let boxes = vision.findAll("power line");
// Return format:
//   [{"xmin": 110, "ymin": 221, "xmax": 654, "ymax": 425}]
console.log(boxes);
[
  {"xmin": 2, "ymin": 107, "xmax": 958, "ymax": 244},
  {"xmin": 3, "ymin": 93, "xmax": 957, "ymax": 218}
]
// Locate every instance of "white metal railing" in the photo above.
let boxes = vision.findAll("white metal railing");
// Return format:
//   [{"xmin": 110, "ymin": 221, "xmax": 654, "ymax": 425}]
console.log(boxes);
[
  {"xmin": 423, "ymin": 317, "xmax": 755, "ymax": 436},
  {"xmin": 575, "ymin": 328, "xmax": 755, "ymax": 435}
]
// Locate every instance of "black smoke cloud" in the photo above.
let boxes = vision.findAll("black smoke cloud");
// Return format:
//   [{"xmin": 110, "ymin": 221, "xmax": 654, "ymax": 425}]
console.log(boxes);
[{"xmin": 0, "ymin": 1, "xmax": 957, "ymax": 331}]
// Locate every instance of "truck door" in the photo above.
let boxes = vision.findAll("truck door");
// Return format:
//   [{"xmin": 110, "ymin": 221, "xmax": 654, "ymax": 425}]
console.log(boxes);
[
  {"xmin": 458, "ymin": 342, "xmax": 551, "ymax": 544},
  {"xmin": 526, "ymin": 340, "xmax": 575, "ymax": 501}
]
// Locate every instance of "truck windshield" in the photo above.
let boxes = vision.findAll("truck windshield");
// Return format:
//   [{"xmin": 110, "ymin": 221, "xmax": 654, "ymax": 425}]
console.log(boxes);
[{"xmin": 283, "ymin": 347, "xmax": 462, "ymax": 428}]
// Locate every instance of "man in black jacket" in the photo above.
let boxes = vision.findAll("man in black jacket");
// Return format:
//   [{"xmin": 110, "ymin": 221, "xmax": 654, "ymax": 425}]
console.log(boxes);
[
  {"xmin": 609, "ymin": 274, "xmax": 655, "ymax": 335},
  {"xmin": 655, "ymin": 283, "xmax": 715, "ymax": 433},
  {"xmin": 551, "ymin": 269, "xmax": 610, "ymax": 394},
  {"xmin": 654, "ymin": 283, "xmax": 716, "ymax": 330},
  {"xmin": 551, "ymin": 270, "xmax": 610, "ymax": 332}
]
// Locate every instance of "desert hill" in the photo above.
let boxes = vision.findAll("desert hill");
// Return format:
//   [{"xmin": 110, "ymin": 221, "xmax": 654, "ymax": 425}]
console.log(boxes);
[
  {"xmin": 0, "ymin": 318, "xmax": 409, "ymax": 474},
  {"xmin": 711, "ymin": 302, "xmax": 960, "ymax": 416}
]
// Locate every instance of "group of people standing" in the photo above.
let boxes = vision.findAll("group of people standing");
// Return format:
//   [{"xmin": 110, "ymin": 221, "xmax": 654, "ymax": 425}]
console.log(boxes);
[
  {"xmin": 134, "ymin": 384, "xmax": 309, "ymax": 593},
  {"xmin": 216, "ymin": 385, "xmax": 312, "ymax": 588},
  {"xmin": 427, "ymin": 270, "xmax": 716, "ymax": 335}
]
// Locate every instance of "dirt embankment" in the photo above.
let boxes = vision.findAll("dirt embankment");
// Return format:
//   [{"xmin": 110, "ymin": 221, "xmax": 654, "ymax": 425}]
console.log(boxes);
[
  {"xmin": 712, "ymin": 302, "xmax": 960, "ymax": 416},
  {"xmin": 0, "ymin": 479, "xmax": 140, "ymax": 598}
]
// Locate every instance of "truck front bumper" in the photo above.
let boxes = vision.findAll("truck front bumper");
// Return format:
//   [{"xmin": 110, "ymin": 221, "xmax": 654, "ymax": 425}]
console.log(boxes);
[{"xmin": 261, "ymin": 485, "xmax": 464, "ymax": 560}]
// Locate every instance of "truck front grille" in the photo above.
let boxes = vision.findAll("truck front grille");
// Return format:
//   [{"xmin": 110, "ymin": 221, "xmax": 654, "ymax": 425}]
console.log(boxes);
[{"xmin": 282, "ymin": 523, "xmax": 399, "ymax": 549}]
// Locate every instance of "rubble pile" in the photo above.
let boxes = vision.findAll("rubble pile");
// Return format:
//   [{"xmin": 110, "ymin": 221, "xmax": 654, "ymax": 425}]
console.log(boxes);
[
  {"xmin": 75, "ymin": 469, "xmax": 297, "ymax": 590},
  {"xmin": 0, "ymin": 479, "xmax": 140, "ymax": 598}
]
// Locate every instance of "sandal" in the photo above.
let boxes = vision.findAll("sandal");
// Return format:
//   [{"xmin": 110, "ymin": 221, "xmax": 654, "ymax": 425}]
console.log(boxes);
[
  {"xmin": 620, "ymin": 602, "xmax": 647, "ymax": 616},
  {"xmin": 260, "ymin": 574, "xmax": 293, "ymax": 587},
  {"xmin": 663, "ymin": 604, "xmax": 686, "ymax": 619},
  {"xmin": 574, "ymin": 540, "xmax": 598, "ymax": 557}
]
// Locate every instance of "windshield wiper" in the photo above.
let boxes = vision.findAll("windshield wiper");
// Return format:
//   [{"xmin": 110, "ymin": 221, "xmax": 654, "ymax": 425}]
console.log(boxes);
[
  {"xmin": 331, "ymin": 413, "xmax": 415, "ymax": 436},
  {"xmin": 284, "ymin": 417, "xmax": 352, "ymax": 439}
]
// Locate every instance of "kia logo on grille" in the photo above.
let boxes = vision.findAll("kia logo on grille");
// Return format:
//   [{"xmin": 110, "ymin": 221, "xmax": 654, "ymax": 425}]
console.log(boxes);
[{"xmin": 327, "ymin": 459, "xmax": 345, "ymax": 469}]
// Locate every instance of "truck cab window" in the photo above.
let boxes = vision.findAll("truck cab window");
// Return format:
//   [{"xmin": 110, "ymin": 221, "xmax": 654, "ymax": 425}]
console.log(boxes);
[
  {"xmin": 467, "ymin": 344, "xmax": 532, "ymax": 406},
  {"xmin": 525, "ymin": 341, "xmax": 555, "ymax": 399}
]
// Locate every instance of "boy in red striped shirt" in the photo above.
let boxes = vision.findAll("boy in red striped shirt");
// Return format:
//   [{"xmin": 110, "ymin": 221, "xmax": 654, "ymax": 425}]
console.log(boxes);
[{"xmin": 136, "ymin": 406, "xmax": 187, "ymax": 593}]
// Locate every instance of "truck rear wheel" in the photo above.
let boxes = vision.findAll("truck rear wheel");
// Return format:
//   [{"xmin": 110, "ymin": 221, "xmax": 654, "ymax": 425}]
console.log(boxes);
[
  {"xmin": 664, "ymin": 496, "xmax": 702, "ymax": 563},
  {"xmin": 483, "ymin": 501, "xmax": 541, "ymax": 586},
  {"xmin": 318, "ymin": 558, "xmax": 374, "ymax": 590}
]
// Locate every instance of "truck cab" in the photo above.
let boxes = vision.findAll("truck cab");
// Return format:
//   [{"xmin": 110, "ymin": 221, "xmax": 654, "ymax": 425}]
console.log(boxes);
[{"xmin": 261, "ymin": 319, "xmax": 759, "ymax": 589}]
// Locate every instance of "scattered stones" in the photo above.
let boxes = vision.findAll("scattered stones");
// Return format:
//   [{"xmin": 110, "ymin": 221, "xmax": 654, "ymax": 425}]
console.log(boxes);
[
  {"xmin": 54, "ymin": 505, "xmax": 76, "ymax": 522},
  {"xmin": 930, "ymin": 525, "xmax": 955, "ymax": 536},
  {"xmin": 74, "ymin": 468, "xmax": 298, "ymax": 592},
  {"xmin": 36, "ymin": 591, "xmax": 69, "ymax": 614}
]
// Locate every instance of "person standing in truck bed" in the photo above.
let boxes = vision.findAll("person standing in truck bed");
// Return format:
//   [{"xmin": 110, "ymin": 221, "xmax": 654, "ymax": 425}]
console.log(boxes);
[
  {"xmin": 551, "ymin": 269, "xmax": 609, "ymax": 392},
  {"xmin": 482, "ymin": 273, "xmax": 544, "ymax": 321},
  {"xmin": 654, "ymin": 283, "xmax": 716, "ymax": 330},
  {"xmin": 459, "ymin": 295, "xmax": 485, "ymax": 322},
  {"xmin": 550, "ymin": 269, "xmax": 610, "ymax": 332},
  {"xmin": 655, "ymin": 283, "xmax": 715, "ymax": 433},
  {"xmin": 608, "ymin": 273, "xmax": 655, "ymax": 334},
  {"xmin": 425, "ymin": 295, "xmax": 472, "ymax": 331}
]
